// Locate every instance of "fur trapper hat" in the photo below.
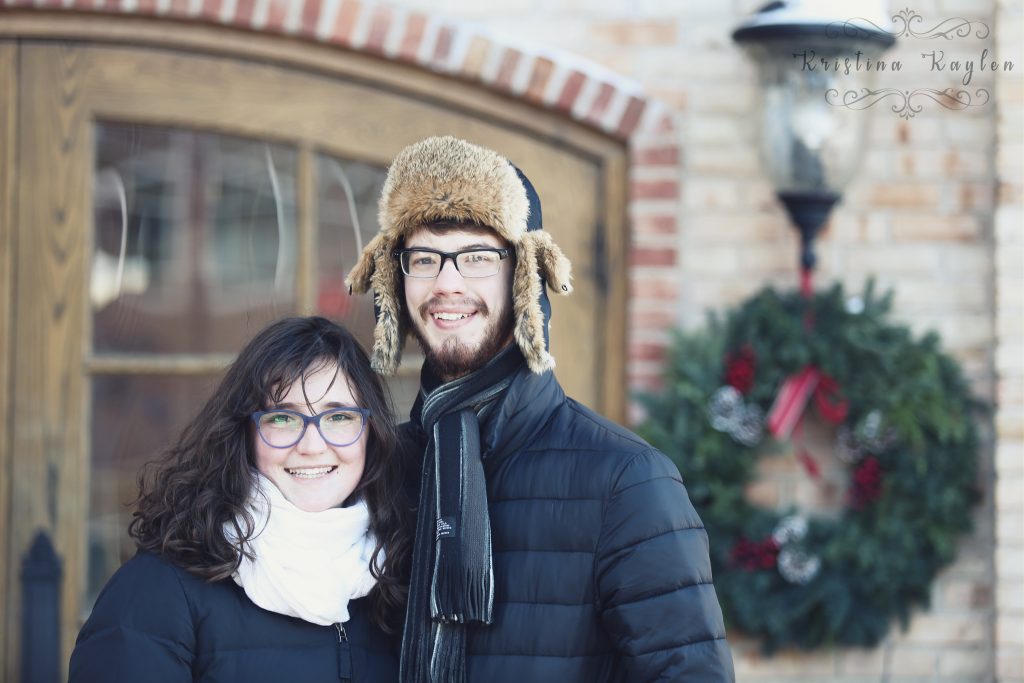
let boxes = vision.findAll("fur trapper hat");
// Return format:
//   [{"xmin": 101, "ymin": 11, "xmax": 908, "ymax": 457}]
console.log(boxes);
[{"xmin": 346, "ymin": 136, "xmax": 573, "ymax": 375}]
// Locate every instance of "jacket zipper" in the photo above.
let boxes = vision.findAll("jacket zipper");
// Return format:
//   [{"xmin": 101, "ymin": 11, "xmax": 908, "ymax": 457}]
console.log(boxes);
[{"xmin": 335, "ymin": 622, "xmax": 352, "ymax": 681}]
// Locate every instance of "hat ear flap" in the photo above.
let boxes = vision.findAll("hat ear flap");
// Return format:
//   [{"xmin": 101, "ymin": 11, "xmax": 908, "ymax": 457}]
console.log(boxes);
[
  {"xmin": 345, "ymin": 232, "xmax": 388, "ymax": 295},
  {"xmin": 343, "ymin": 232, "xmax": 405, "ymax": 376},
  {"xmin": 530, "ymin": 231, "xmax": 573, "ymax": 295},
  {"xmin": 512, "ymin": 234, "xmax": 553, "ymax": 374}
]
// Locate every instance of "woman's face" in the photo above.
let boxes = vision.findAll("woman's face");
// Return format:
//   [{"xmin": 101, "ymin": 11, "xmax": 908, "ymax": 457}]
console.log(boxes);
[{"xmin": 254, "ymin": 364, "xmax": 368, "ymax": 512}]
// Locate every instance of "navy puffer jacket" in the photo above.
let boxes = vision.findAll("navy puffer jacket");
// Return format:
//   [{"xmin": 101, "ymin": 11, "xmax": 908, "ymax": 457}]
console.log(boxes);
[
  {"xmin": 405, "ymin": 366, "xmax": 735, "ymax": 682},
  {"xmin": 69, "ymin": 551, "xmax": 398, "ymax": 682}
]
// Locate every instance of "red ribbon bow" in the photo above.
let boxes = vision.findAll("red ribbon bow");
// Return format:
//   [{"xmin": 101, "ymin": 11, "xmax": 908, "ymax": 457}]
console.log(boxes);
[{"xmin": 767, "ymin": 367, "xmax": 849, "ymax": 441}]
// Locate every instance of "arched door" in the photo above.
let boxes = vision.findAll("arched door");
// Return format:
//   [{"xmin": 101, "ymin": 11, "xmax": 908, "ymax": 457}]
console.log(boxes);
[{"xmin": 1, "ymin": 25, "xmax": 626, "ymax": 679}]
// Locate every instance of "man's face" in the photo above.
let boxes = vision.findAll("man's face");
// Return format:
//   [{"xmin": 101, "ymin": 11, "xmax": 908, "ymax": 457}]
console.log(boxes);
[{"xmin": 402, "ymin": 226, "xmax": 515, "ymax": 380}]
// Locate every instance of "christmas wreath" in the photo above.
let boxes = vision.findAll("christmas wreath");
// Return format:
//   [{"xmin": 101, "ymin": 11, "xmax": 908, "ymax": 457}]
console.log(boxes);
[{"xmin": 638, "ymin": 283, "xmax": 981, "ymax": 652}]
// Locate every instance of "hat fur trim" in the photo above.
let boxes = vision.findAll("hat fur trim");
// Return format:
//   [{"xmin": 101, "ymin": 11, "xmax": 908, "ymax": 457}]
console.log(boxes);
[{"xmin": 379, "ymin": 136, "xmax": 529, "ymax": 245}]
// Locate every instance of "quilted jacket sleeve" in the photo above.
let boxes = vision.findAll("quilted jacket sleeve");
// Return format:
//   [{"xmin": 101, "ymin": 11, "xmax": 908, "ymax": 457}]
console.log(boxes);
[
  {"xmin": 595, "ymin": 449, "xmax": 735, "ymax": 682},
  {"xmin": 69, "ymin": 553, "xmax": 196, "ymax": 683}
]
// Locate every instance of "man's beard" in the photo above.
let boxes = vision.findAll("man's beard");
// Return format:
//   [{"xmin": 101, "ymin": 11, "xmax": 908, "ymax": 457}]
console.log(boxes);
[{"xmin": 411, "ymin": 297, "xmax": 515, "ymax": 381}]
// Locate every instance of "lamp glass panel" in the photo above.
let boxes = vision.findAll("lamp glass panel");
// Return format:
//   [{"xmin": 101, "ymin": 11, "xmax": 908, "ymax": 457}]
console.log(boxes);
[{"xmin": 747, "ymin": 41, "xmax": 882, "ymax": 194}]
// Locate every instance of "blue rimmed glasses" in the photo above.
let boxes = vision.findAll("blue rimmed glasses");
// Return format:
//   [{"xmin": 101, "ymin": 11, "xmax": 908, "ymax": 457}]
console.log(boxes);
[{"xmin": 251, "ymin": 407, "xmax": 371, "ymax": 448}]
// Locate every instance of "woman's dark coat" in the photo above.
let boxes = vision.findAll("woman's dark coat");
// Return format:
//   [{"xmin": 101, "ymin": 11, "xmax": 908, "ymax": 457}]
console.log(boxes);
[
  {"xmin": 405, "ymin": 366, "xmax": 735, "ymax": 682},
  {"xmin": 69, "ymin": 551, "xmax": 398, "ymax": 682}
]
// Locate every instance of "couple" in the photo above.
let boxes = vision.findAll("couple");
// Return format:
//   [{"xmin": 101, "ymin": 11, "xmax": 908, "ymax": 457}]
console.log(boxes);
[{"xmin": 70, "ymin": 137, "xmax": 735, "ymax": 682}]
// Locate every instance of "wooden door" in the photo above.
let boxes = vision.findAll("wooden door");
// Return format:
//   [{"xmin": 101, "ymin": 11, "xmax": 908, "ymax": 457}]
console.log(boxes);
[{"xmin": 2, "ymin": 32, "xmax": 625, "ymax": 680}]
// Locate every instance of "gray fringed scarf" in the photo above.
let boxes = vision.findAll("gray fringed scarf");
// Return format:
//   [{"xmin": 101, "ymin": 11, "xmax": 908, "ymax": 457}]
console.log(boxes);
[{"xmin": 400, "ymin": 346, "xmax": 526, "ymax": 683}]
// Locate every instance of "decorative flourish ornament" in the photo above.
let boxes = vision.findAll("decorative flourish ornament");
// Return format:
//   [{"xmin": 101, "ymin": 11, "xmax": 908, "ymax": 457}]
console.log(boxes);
[
  {"xmin": 639, "ymin": 283, "xmax": 980, "ymax": 652},
  {"xmin": 825, "ymin": 87, "xmax": 991, "ymax": 119},
  {"xmin": 825, "ymin": 9, "xmax": 990, "ymax": 41}
]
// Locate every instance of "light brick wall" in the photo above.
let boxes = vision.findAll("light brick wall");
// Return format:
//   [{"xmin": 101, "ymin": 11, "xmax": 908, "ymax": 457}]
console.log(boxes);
[{"xmin": 995, "ymin": 0, "xmax": 1024, "ymax": 680}]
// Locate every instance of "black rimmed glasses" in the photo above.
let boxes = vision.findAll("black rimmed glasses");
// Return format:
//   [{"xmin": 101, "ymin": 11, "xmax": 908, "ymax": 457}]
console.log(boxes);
[
  {"xmin": 251, "ymin": 407, "xmax": 371, "ymax": 449},
  {"xmin": 393, "ymin": 247, "xmax": 511, "ymax": 278}
]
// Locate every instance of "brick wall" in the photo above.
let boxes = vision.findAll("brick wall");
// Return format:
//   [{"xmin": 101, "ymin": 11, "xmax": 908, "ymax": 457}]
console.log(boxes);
[{"xmin": 995, "ymin": 0, "xmax": 1024, "ymax": 680}]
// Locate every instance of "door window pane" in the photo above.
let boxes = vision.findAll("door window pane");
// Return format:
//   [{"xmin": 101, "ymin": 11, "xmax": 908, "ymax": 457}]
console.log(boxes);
[
  {"xmin": 314, "ymin": 154, "xmax": 385, "ymax": 342},
  {"xmin": 86, "ymin": 373, "xmax": 220, "ymax": 610},
  {"xmin": 92, "ymin": 123, "xmax": 298, "ymax": 354},
  {"xmin": 315, "ymin": 154, "xmax": 422, "ymax": 416}
]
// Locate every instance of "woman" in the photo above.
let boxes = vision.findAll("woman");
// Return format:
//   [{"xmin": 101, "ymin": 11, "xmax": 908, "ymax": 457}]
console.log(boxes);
[{"xmin": 70, "ymin": 316, "xmax": 410, "ymax": 682}]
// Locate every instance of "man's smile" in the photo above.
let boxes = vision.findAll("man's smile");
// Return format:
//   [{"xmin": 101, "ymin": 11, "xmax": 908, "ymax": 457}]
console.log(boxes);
[{"xmin": 421, "ymin": 298, "xmax": 488, "ymax": 332}]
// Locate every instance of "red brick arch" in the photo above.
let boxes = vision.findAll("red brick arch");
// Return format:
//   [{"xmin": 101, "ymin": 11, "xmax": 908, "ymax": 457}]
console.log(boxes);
[
  {"xmin": 8, "ymin": 0, "xmax": 681, "ymax": 412},
  {"xmin": 16, "ymin": 0, "xmax": 668, "ymax": 138}
]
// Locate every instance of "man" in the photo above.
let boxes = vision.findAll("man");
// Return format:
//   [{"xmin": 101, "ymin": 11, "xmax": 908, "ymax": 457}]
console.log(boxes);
[{"xmin": 347, "ymin": 136, "xmax": 734, "ymax": 683}]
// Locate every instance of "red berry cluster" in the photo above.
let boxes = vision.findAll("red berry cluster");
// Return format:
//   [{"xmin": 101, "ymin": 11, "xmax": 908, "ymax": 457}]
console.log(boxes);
[
  {"xmin": 849, "ymin": 456, "xmax": 884, "ymax": 509},
  {"xmin": 730, "ymin": 536, "xmax": 779, "ymax": 570},
  {"xmin": 724, "ymin": 345, "xmax": 757, "ymax": 395}
]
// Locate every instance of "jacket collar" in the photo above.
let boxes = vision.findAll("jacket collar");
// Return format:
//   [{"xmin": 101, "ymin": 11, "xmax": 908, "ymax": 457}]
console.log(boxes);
[{"xmin": 481, "ymin": 366, "xmax": 564, "ymax": 464}]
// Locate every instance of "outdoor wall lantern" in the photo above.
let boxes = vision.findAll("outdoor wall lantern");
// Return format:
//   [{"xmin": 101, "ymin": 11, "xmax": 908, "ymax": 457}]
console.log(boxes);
[{"xmin": 733, "ymin": 1, "xmax": 896, "ymax": 290}]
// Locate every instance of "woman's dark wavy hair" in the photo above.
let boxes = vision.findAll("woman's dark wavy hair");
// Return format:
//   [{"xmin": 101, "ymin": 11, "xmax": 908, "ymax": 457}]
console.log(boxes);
[{"xmin": 129, "ymin": 316, "xmax": 410, "ymax": 632}]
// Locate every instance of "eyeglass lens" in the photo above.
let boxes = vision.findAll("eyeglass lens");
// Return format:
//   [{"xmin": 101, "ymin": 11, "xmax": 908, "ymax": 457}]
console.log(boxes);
[
  {"xmin": 401, "ymin": 249, "xmax": 502, "ymax": 277},
  {"xmin": 257, "ymin": 409, "xmax": 365, "ymax": 447}
]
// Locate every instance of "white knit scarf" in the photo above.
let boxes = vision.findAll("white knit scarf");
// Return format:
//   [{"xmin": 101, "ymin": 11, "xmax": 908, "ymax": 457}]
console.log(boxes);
[{"xmin": 228, "ymin": 474, "xmax": 379, "ymax": 625}]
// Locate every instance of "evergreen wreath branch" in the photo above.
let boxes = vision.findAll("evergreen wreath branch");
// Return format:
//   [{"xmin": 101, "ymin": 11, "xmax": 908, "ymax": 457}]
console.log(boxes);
[{"xmin": 638, "ymin": 282, "xmax": 982, "ymax": 652}]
